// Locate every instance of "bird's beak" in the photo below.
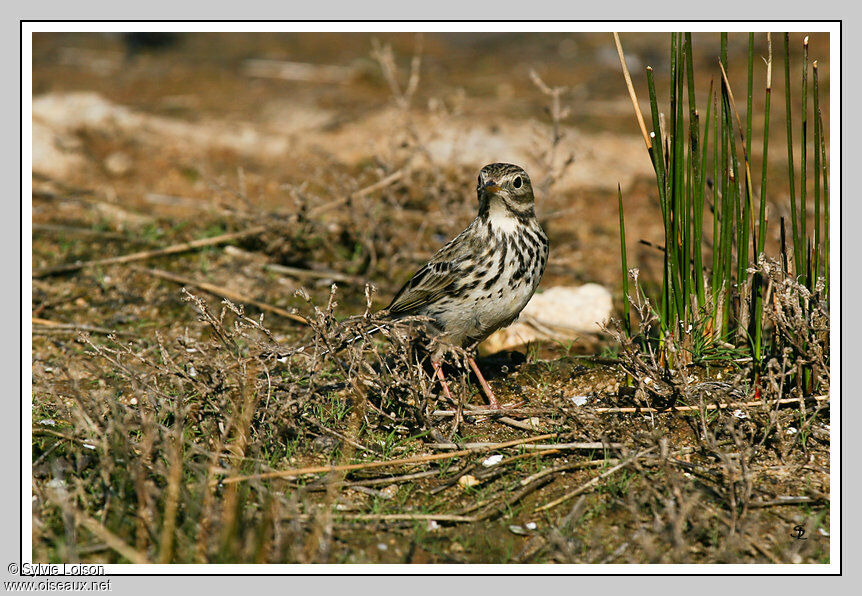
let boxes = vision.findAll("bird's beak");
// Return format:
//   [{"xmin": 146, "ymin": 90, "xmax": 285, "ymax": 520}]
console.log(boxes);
[{"xmin": 482, "ymin": 180, "xmax": 502, "ymax": 194}]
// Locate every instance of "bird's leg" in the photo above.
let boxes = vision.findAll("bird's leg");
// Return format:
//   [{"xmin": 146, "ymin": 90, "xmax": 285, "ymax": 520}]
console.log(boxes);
[
  {"xmin": 431, "ymin": 360, "xmax": 454, "ymax": 402},
  {"xmin": 467, "ymin": 356, "xmax": 525, "ymax": 410},
  {"xmin": 467, "ymin": 356, "xmax": 500, "ymax": 409}
]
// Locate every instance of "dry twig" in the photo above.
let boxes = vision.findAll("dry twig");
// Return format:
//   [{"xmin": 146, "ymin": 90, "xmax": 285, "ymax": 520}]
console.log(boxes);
[
  {"xmin": 222, "ymin": 433, "xmax": 560, "ymax": 484},
  {"xmin": 33, "ymin": 226, "xmax": 267, "ymax": 277},
  {"xmin": 134, "ymin": 266, "xmax": 308, "ymax": 325}
]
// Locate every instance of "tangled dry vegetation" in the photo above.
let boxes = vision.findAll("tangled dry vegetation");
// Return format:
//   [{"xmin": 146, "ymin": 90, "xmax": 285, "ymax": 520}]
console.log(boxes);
[
  {"xmin": 31, "ymin": 263, "xmax": 831, "ymax": 564},
  {"xmin": 31, "ymin": 34, "xmax": 830, "ymax": 565}
]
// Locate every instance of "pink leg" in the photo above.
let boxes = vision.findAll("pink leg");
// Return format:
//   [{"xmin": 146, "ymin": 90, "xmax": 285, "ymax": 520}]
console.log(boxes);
[
  {"xmin": 432, "ymin": 360, "xmax": 454, "ymax": 402},
  {"xmin": 467, "ymin": 357, "xmax": 500, "ymax": 409}
]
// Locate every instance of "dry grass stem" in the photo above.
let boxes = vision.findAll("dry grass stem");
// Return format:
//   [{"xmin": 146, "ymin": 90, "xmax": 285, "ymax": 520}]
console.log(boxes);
[{"xmin": 33, "ymin": 226, "xmax": 267, "ymax": 277}]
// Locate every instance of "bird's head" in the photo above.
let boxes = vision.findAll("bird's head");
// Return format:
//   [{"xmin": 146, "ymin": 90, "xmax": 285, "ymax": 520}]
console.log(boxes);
[{"xmin": 476, "ymin": 163, "xmax": 535, "ymax": 215}]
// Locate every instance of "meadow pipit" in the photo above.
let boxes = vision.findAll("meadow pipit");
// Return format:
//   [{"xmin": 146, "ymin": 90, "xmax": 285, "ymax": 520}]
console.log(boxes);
[{"xmin": 386, "ymin": 163, "xmax": 549, "ymax": 408}]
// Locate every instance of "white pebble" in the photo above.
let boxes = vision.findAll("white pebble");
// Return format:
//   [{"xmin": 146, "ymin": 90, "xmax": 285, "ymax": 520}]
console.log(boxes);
[{"xmin": 482, "ymin": 454, "xmax": 504, "ymax": 467}]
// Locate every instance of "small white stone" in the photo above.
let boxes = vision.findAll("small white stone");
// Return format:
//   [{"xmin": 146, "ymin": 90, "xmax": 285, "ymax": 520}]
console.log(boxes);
[
  {"xmin": 525, "ymin": 521, "xmax": 538, "ymax": 530},
  {"xmin": 482, "ymin": 454, "xmax": 504, "ymax": 467},
  {"xmin": 569, "ymin": 395, "xmax": 588, "ymax": 406},
  {"xmin": 38, "ymin": 419, "xmax": 56, "ymax": 426}
]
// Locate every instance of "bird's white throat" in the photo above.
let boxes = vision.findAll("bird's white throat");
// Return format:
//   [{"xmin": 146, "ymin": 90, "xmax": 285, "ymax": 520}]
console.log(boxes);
[{"xmin": 487, "ymin": 199, "xmax": 520, "ymax": 235}]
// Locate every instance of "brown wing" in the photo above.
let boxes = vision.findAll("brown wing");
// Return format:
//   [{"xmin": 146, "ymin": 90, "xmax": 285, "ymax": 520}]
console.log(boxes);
[
  {"xmin": 387, "ymin": 219, "xmax": 480, "ymax": 316},
  {"xmin": 386, "ymin": 258, "xmax": 460, "ymax": 315}
]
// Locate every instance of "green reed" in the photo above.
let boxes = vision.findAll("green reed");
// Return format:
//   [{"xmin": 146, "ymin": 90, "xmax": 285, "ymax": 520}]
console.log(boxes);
[
  {"xmin": 618, "ymin": 184, "xmax": 632, "ymax": 337},
  {"xmin": 615, "ymin": 31, "xmax": 829, "ymax": 370}
]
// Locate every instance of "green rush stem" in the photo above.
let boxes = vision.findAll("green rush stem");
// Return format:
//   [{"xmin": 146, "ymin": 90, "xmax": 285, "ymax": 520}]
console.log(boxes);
[
  {"xmin": 618, "ymin": 185, "xmax": 631, "ymax": 337},
  {"xmin": 718, "ymin": 32, "xmax": 729, "ymax": 338},
  {"xmin": 758, "ymin": 34, "xmax": 773, "ymax": 256},
  {"xmin": 754, "ymin": 33, "xmax": 773, "ymax": 363},
  {"xmin": 684, "ymin": 33, "xmax": 699, "ymax": 313},
  {"xmin": 800, "ymin": 36, "xmax": 809, "ymax": 288},
  {"xmin": 711, "ymin": 87, "xmax": 721, "ymax": 319},
  {"xmin": 720, "ymin": 90, "xmax": 735, "ymax": 339},
  {"xmin": 719, "ymin": 58, "xmax": 753, "ymax": 336},
  {"xmin": 813, "ymin": 61, "xmax": 821, "ymax": 285},
  {"xmin": 673, "ymin": 34, "xmax": 687, "ymax": 327},
  {"xmin": 684, "ymin": 129, "xmax": 693, "ymax": 315},
  {"xmin": 715, "ymin": 31, "xmax": 733, "ymax": 328},
  {"xmin": 695, "ymin": 81, "xmax": 713, "ymax": 311},
  {"xmin": 820, "ymin": 105, "xmax": 829, "ymax": 297},
  {"xmin": 646, "ymin": 66, "xmax": 673, "ymax": 333},
  {"xmin": 783, "ymin": 33, "xmax": 800, "ymax": 278},
  {"xmin": 724, "ymin": 95, "xmax": 746, "ymax": 307}
]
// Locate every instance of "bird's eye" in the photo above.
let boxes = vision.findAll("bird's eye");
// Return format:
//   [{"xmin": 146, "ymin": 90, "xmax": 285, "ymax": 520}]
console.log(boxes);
[{"xmin": 513, "ymin": 176, "xmax": 522, "ymax": 188}]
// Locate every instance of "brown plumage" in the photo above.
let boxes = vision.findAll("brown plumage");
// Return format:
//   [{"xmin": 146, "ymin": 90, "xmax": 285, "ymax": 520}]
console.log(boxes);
[{"xmin": 385, "ymin": 163, "xmax": 548, "ymax": 408}]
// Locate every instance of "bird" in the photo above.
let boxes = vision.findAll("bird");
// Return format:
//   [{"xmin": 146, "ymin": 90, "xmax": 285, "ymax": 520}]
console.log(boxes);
[{"xmin": 384, "ymin": 163, "xmax": 549, "ymax": 409}]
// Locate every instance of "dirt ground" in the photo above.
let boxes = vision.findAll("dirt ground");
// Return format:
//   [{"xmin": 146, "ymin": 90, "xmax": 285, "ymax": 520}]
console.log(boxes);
[{"xmin": 30, "ymin": 31, "xmax": 830, "ymax": 565}]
